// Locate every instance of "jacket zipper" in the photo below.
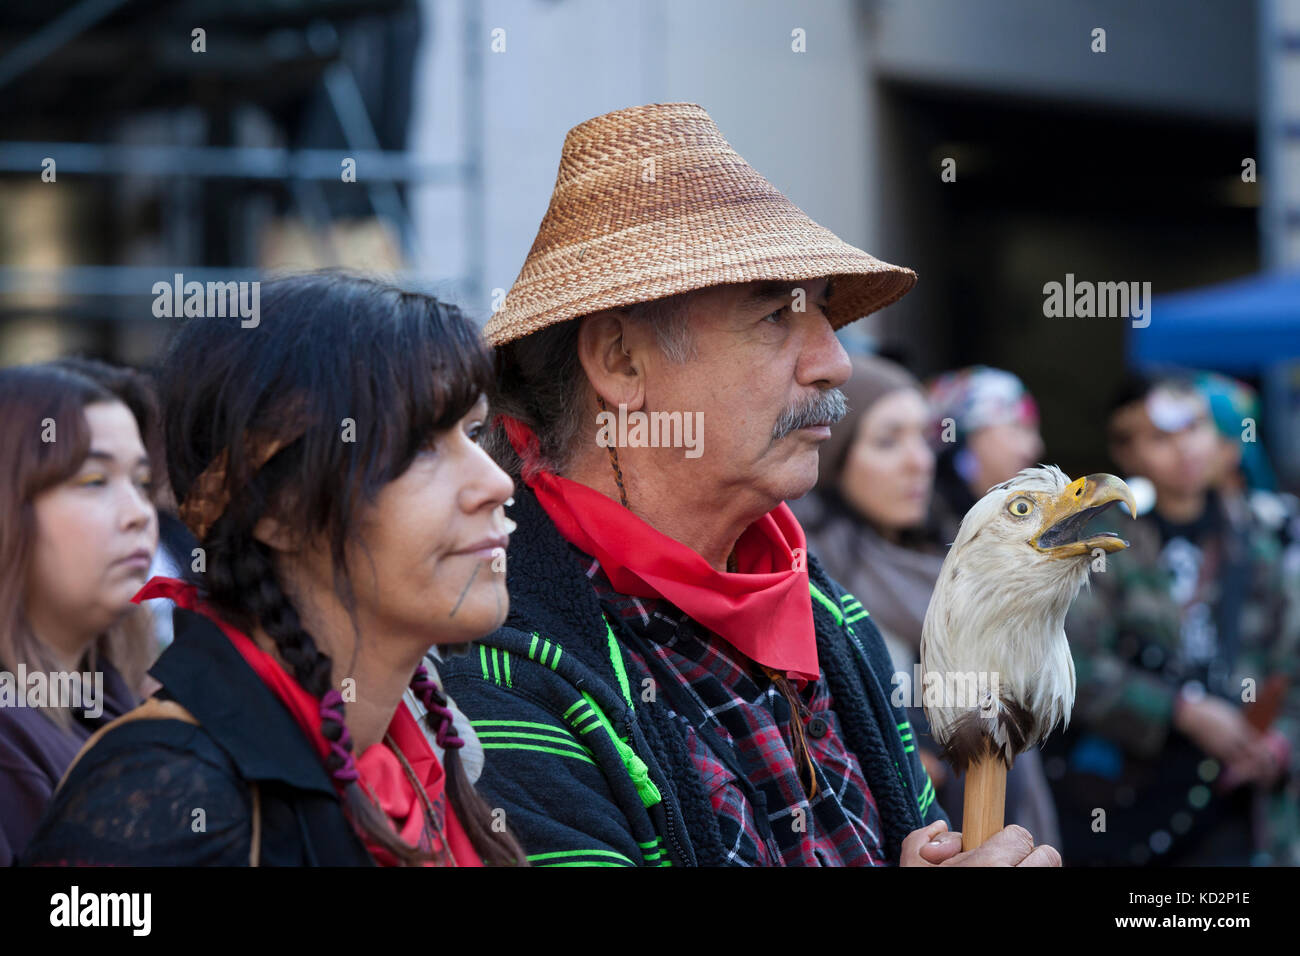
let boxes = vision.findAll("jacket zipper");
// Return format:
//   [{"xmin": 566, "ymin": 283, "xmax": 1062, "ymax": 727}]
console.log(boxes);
[
  {"xmin": 660, "ymin": 786, "xmax": 689, "ymax": 865},
  {"xmin": 622, "ymin": 706, "xmax": 690, "ymax": 866}
]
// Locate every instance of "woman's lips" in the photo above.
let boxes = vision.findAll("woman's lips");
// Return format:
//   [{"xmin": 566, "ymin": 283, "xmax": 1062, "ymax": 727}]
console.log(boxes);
[
  {"xmin": 113, "ymin": 550, "xmax": 153, "ymax": 572},
  {"xmin": 452, "ymin": 534, "xmax": 509, "ymax": 560}
]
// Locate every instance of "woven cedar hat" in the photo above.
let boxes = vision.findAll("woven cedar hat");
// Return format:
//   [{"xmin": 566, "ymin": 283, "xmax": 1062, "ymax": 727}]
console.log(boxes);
[{"xmin": 485, "ymin": 102, "xmax": 916, "ymax": 346}]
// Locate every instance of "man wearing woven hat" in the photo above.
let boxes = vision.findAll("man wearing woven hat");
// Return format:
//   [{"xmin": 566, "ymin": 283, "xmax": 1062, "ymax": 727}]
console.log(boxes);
[{"xmin": 436, "ymin": 103, "xmax": 1059, "ymax": 866}]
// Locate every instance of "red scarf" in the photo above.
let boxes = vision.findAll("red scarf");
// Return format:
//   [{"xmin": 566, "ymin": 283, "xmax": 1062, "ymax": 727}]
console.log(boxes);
[
  {"xmin": 134, "ymin": 577, "xmax": 480, "ymax": 867},
  {"xmin": 500, "ymin": 415, "xmax": 819, "ymax": 683}
]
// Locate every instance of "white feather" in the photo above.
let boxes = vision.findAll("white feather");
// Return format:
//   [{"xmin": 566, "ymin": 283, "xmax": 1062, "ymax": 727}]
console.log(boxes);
[{"xmin": 920, "ymin": 465, "xmax": 1089, "ymax": 764}]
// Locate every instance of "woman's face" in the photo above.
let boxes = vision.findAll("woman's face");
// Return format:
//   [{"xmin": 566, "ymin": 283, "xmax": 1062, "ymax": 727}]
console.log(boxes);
[
  {"xmin": 839, "ymin": 388, "xmax": 935, "ymax": 534},
  {"xmin": 25, "ymin": 401, "xmax": 158, "ymax": 646},
  {"xmin": 329, "ymin": 393, "xmax": 516, "ymax": 648}
]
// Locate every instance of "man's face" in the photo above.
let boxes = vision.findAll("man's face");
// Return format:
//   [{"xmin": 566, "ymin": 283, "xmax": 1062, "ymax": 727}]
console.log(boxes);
[
  {"xmin": 631, "ymin": 277, "xmax": 852, "ymax": 509},
  {"xmin": 1109, "ymin": 397, "xmax": 1217, "ymax": 499}
]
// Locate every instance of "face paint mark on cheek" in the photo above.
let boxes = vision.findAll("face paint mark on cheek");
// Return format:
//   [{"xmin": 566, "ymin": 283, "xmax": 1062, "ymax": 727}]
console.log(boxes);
[{"xmin": 448, "ymin": 562, "xmax": 481, "ymax": 619}]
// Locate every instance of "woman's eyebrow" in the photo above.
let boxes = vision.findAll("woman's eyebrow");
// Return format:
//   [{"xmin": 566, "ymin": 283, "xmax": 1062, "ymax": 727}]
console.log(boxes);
[{"xmin": 85, "ymin": 449, "xmax": 151, "ymax": 467}]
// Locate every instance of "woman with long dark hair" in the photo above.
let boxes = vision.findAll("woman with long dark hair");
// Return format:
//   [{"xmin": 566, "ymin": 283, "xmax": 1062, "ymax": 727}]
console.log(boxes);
[
  {"xmin": 0, "ymin": 364, "xmax": 159, "ymax": 865},
  {"xmin": 24, "ymin": 272, "xmax": 526, "ymax": 865}
]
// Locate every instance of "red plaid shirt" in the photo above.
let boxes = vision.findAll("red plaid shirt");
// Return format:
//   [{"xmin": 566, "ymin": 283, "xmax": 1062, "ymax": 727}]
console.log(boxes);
[{"xmin": 574, "ymin": 544, "xmax": 888, "ymax": 866}]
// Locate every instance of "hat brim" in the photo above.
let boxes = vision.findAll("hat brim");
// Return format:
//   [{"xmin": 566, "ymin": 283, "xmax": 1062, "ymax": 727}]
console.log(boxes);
[
  {"xmin": 485, "ymin": 102, "xmax": 917, "ymax": 347},
  {"xmin": 485, "ymin": 218, "xmax": 916, "ymax": 347}
]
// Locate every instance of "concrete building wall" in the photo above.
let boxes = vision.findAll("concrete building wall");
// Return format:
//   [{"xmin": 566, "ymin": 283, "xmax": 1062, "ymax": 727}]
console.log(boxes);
[
  {"xmin": 408, "ymin": 0, "xmax": 1259, "ymax": 334},
  {"xmin": 872, "ymin": 0, "xmax": 1256, "ymax": 121}
]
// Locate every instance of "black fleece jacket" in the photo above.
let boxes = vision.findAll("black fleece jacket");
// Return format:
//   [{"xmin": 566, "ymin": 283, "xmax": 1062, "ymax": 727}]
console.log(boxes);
[{"xmin": 435, "ymin": 485, "xmax": 947, "ymax": 866}]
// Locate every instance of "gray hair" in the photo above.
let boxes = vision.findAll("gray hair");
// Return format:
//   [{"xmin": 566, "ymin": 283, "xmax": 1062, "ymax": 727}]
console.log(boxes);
[{"xmin": 486, "ymin": 291, "xmax": 697, "ymax": 477}]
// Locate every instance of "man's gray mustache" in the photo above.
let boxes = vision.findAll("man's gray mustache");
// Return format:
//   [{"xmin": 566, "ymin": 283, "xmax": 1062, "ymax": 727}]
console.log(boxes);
[{"xmin": 772, "ymin": 388, "xmax": 848, "ymax": 441}]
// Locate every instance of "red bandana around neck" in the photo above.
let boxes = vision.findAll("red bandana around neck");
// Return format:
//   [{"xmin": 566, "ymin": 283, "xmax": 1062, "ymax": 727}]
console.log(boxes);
[
  {"xmin": 500, "ymin": 415, "xmax": 819, "ymax": 683},
  {"xmin": 133, "ymin": 576, "xmax": 481, "ymax": 867}
]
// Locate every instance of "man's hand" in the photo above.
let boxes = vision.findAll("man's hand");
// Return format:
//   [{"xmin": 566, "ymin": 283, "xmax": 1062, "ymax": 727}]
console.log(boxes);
[{"xmin": 900, "ymin": 820, "xmax": 1061, "ymax": 866}]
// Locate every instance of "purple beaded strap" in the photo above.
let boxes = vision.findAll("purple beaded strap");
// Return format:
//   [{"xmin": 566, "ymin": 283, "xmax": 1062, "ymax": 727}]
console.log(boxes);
[
  {"xmin": 412, "ymin": 664, "xmax": 464, "ymax": 750},
  {"xmin": 319, "ymin": 688, "xmax": 359, "ymax": 783}
]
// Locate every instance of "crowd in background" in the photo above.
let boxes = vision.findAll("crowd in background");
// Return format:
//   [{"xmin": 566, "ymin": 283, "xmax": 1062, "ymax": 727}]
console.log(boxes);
[
  {"xmin": 2, "ymin": 290, "xmax": 1298, "ymax": 866},
  {"xmin": 794, "ymin": 359, "xmax": 1300, "ymax": 866}
]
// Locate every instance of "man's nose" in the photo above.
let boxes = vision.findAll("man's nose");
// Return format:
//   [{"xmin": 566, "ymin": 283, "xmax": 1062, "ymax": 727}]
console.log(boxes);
[{"xmin": 799, "ymin": 312, "xmax": 851, "ymax": 390}]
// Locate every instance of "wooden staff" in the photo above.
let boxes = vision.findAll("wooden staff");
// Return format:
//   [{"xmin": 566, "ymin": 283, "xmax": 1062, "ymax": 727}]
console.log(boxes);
[{"xmin": 961, "ymin": 740, "xmax": 1007, "ymax": 852}]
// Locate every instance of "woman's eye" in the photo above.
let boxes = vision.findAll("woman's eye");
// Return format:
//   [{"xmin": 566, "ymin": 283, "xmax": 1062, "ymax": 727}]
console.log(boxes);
[
  {"xmin": 75, "ymin": 474, "xmax": 107, "ymax": 487},
  {"xmin": 467, "ymin": 422, "xmax": 484, "ymax": 443}
]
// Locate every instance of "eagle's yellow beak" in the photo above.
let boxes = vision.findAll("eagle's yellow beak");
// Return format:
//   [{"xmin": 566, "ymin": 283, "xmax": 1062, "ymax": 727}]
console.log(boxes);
[{"xmin": 1031, "ymin": 473, "xmax": 1137, "ymax": 558}]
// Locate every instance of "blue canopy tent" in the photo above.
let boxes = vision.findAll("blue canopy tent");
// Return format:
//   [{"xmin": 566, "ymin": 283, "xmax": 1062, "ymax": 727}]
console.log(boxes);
[
  {"xmin": 1130, "ymin": 270, "xmax": 1300, "ymax": 373},
  {"xmin": 1130, "ymin": 270, "xmax": 1300, "ymax": 490}
]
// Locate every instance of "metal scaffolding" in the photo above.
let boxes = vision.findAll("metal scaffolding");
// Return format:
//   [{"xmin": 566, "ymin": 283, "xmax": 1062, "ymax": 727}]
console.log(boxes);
[{"xmin": 0, "ymin": 0, "xmax": 484, "ymax": 318}]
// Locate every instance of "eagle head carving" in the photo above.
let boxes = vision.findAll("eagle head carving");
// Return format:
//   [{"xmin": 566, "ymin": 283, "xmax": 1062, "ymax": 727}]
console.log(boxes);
[{"xmin": 919, "ymin": 465, "xmax": 1135, "ymax": 772}]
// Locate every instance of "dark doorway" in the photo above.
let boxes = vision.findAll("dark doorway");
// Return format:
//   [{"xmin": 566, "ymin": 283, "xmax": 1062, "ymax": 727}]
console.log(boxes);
[{"xmin": 875, "ymin": 83, "xmax": 1258, "ymax": 477}]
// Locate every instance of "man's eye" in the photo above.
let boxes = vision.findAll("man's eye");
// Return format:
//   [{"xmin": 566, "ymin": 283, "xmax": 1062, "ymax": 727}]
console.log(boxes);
[{"xmin": 762, "ymin": 308, "xmax": 786, "ymax": 324}]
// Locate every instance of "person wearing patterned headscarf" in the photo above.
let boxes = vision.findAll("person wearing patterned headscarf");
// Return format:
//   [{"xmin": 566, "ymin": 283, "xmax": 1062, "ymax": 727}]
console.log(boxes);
[
  {"xmin": 1194, "ymin": 372, "xmax": 1299, "ymax": 568},
  {"xmin": 926, "ymin": 366, "xmax": 1045, "ymax": 545}
]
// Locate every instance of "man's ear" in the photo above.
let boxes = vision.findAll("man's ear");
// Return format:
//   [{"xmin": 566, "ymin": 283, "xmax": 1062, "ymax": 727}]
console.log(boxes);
[{"xmin": 576, "ymin": 310, "xmax": 645, "ymax": 411}]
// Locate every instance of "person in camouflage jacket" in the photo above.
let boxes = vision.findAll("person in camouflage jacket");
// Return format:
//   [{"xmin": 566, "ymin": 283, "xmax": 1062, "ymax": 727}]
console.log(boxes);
[{"xmin": 1045, "ymin": 374, "xmax": 1300, "ymax": 866}]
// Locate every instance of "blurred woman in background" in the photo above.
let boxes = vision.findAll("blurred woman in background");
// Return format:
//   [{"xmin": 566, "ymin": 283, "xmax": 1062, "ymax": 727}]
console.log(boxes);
[
  {"xmin": 49, "ymin": 355, "xmax": 198, "ymax": 653},
  {"xmin": 791, "ymin": 355, "xmax": 943, "ymax": 672},
  {"xmin": 794, "ymin": 353, "xmax": 1060, "ymax": 848},
  {"xmin": 0, "ymin": 363, "xmax": 159, "ymax": 865},
  {"xmin": 24, "ymin": 272, "xmax": 526, "ymax": 866},
  {"xmin": 1195, "ymin": 371, "xmax": 1299, "ymax": 566}
]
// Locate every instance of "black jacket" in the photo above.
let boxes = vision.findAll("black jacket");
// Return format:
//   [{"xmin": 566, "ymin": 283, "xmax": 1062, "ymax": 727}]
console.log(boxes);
[
  {"xmin": 22, "ymin": 607, "xmax": 374, "ymax": 866},
  {"xmin": 436, "ymin": 485, "xmax": 947, "ymax": 866}
]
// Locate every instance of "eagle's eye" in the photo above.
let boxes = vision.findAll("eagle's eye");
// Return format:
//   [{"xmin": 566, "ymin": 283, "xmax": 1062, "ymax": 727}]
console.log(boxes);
[{"xmin": 1008, "ymin": 497, "xmax": 1034, "ymax": 517}]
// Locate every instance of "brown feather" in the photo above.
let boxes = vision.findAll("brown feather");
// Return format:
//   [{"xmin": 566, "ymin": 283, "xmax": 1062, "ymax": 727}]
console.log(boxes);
[{"xmin": 938, "ymin": 697, "xmax": 1037, "ymax": 774}]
